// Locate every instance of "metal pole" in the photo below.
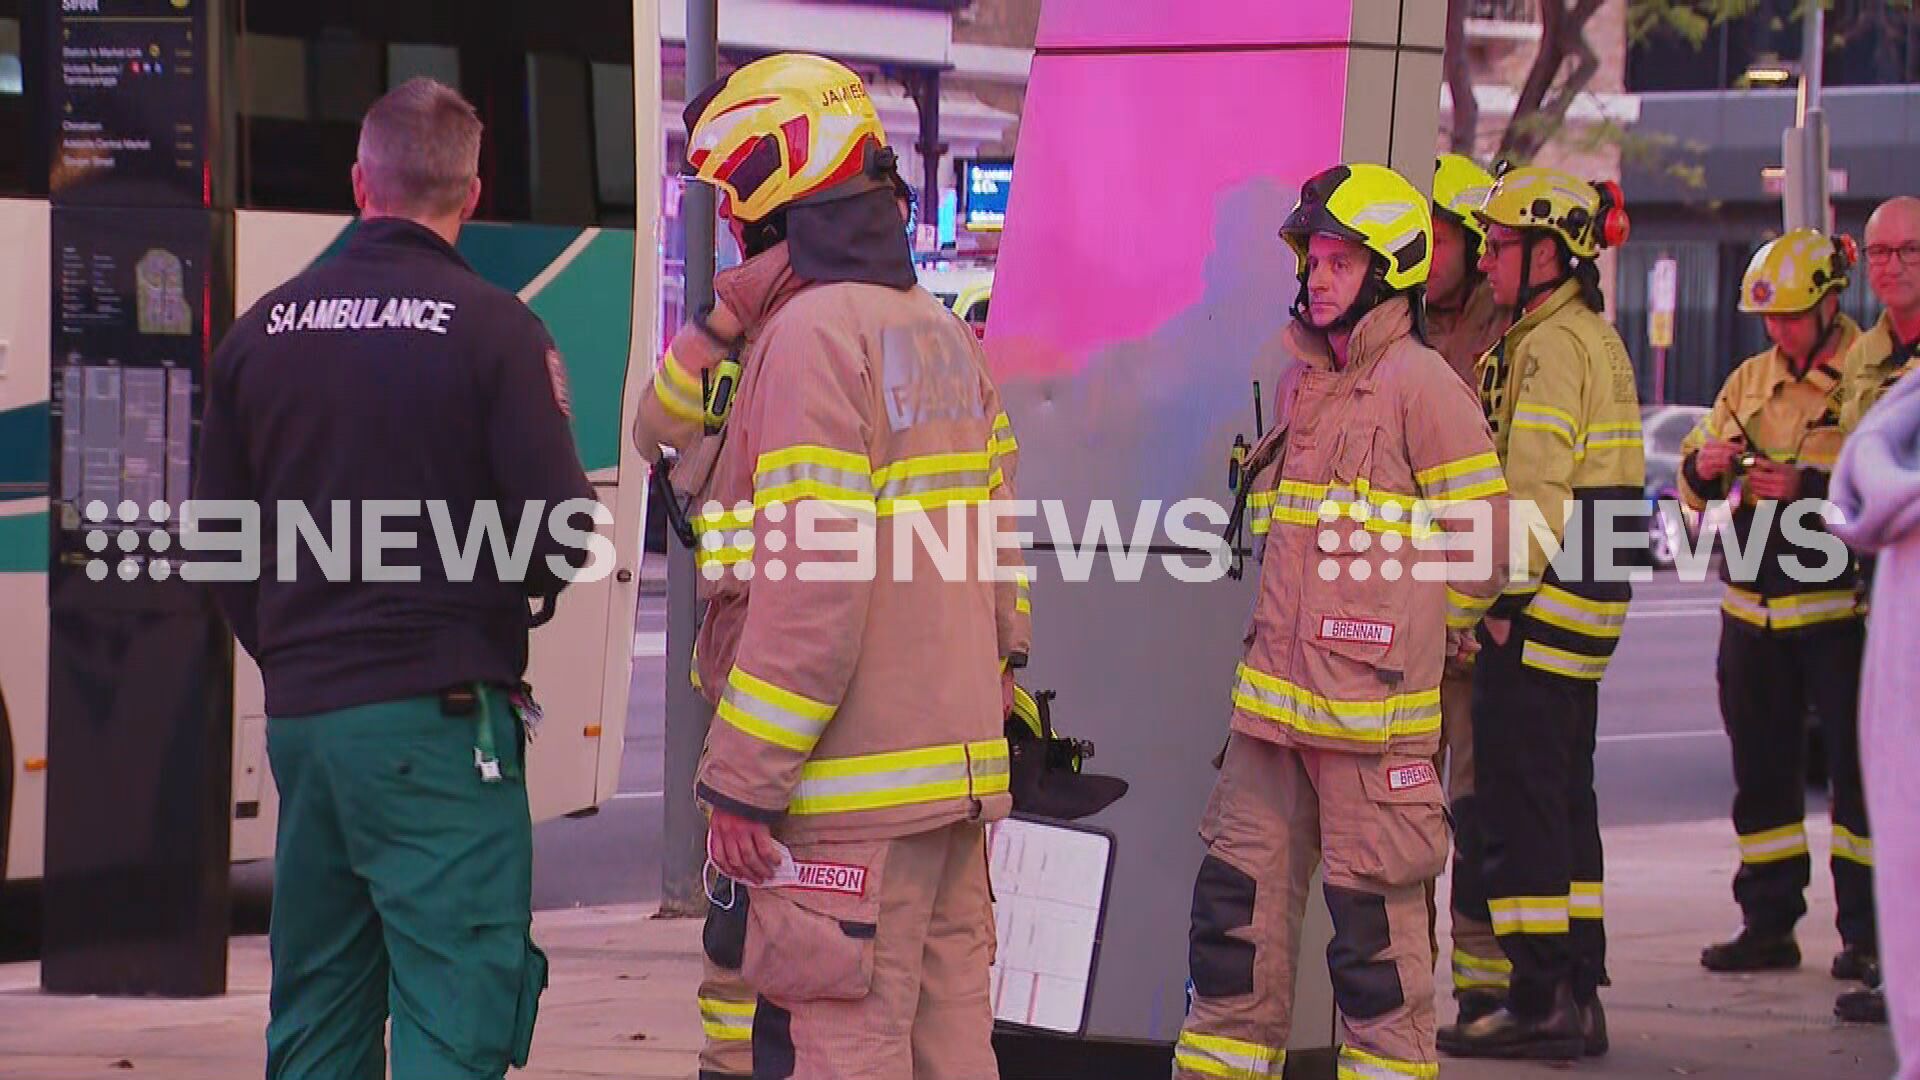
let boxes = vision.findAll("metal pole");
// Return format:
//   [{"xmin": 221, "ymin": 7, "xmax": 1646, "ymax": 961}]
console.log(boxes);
[
  {"xmin": 1784, "ymin": 2, "xmax": 1829, "ymax": 231},
  {"xmin": 917, "ymin": 69, "xmax": 942, "ymax": 248},
  {"xmin": 661, "ymin": 0, "xmax": 719, "ymax": 917}
]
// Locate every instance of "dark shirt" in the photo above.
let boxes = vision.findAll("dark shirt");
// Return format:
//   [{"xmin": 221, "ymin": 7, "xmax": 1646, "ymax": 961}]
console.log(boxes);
[{"xmin": 194, "ymin": 218, "xmax": 595, "ymax": 716}]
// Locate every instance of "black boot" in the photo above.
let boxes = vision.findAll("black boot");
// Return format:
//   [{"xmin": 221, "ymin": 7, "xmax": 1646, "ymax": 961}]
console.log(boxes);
[
  {"xmin": 1455, "ymin": 989, "xmax": 1503, "ymax": 1026},
  {"xmin": 1437, "ymin": 982, "xmax": 1584, "ymax": 1060},
  {"xmin": 1701, "ymin": 928, "xmax": 1800, "ymax": 973},
  {"xmin": 1580, "ymin": 995, "xmax": 1609, "ymax": 1057},
  {"xmin": 1835, "ymin": 986, "xmax": 1888, "ymax": 1025},
  {"xmin": 1831, "ymin": 944, "xmax": 1879, "ymax": 984}
]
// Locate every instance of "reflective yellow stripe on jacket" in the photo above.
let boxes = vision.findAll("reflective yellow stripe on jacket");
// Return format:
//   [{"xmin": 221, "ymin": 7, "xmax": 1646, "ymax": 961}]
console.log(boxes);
[
  {"xmin": 717, "ymin": 667, "xmax": 834, "ymax": 754},
  {"xmin": 1577, "ymin": 418, "xmax": 1644, "ymax": 460},
  {"xmin": 1721, "ymin": 587, "xmax": 1862, "ymax": 631},
  {"xmin": 653, "ymin": 347, "xmax": 707, "ymax": 424},
  {"xmin": 1232, "ymin": 663, "xmax": 1442, "ymax": 745},
  {"xmin": 692, "ymin": 501, "xmax": 756, "ymax": 570},
  {"xmin": 1415, "ymin": 450, "xmax": 1508, "ymax": 503},
  {"xmin": 754, "ymin": 445, "xmax": 876, "ymax": 509},
  {"xmin": 1511, "ymin": 403, "xmax": 1578, "ymax": 446},
  {"xmin": 1447, "ymin": 585, "xmax": 1495, "ymax": 630},
  {"xmin": 788, "ymin": 738, "xmax": 1010, "ymax": 816},
  {"xmin": 873, "ymin": 450, "xmax": 994, "ymax": 515},
  {"xmin": 1174, "ymin": 1031, "xmax": 1286, "ymax": 1080},
  {"xmin": 1526, "ymin": 585, "xmax": 1627, "ymax": 641},
  {"xmin": 1252, "ymin": 479, "xmax": 1435, "ymax": 539},
  {"xmin": 989, "ymin": 410, "xmax": 1017, "ymax": 488}
]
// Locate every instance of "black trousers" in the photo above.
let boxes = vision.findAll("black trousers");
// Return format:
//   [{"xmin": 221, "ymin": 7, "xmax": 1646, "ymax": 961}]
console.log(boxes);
[
  {"xmin": 1472, "ymin": 625, "xmax": 1606, "ymax": 1018},
  {"xmin": 1716, "ymin": 618, "xmax": 1874, "ymax": 950}
]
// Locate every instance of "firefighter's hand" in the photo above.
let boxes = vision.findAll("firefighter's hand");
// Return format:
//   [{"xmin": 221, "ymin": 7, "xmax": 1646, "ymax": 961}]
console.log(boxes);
[
  {"xmin": 708, "ymin": 809, "xmax": 781, "ymax": 885},
  {"xmin": 1483, "ymin": 616, "xmax": 1512, "ymax": 647},
  {"xmin": 1745, "ymin": 458, "xmax": 1802, "ymax": 501},
  {"xmin": 1694, "ymin": 439, "xmax": 1744, "ymax": 481},
  {"xmin": 1002, "ymin": 669, "xmax": 1017, "ymax": 719},
  {"xmin": 704, "ymin": 297, "xmax": 744, "ymax": 345},
  {"xmin": 1446, "ymin": 627, "xmax": 1480, "ymax": 673}
]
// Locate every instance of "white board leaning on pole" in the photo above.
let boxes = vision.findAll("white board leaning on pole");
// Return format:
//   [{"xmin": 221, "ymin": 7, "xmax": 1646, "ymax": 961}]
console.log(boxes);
[{"xmin": 988, "ymin": 816, "xmax": 1117, "ymax": 1035}]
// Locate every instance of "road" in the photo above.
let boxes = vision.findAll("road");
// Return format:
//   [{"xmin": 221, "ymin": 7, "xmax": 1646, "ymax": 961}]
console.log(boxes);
[
  {"xmin": 526, "ymin": 571, "xmax": 1758, "ymax": 909},
  {"xmin": 530, "ymin": 594, "xmax": 669, "ymax": 911}
]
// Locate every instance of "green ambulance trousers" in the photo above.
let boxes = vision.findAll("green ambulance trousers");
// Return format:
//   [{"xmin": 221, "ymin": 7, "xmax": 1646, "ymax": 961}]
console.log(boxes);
[{"xmin": 265, "ymin": 687, "xmax": 547, "ymax": 1079}]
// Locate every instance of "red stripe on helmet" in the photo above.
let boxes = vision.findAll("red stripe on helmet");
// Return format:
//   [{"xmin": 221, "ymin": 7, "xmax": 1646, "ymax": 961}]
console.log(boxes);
[{"xmin": 782, "ymin": 116, "xmax": 811, "ymax": 176}]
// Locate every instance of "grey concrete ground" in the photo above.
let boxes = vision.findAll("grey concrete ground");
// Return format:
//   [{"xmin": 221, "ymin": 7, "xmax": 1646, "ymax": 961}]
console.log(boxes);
[{"xmin": 0, "ymin": 568, "xmax": 1899, "ymax": 1078}]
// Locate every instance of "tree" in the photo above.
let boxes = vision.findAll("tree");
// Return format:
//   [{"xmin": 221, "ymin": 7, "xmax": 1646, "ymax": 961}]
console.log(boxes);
[
  {"xmin": 1445, "ymin": 0, "xmax": 1609, "ymax": 161},
  {"xmin": 1446, "ymin": 0, "xmax": 1918, "ymax": 164}
]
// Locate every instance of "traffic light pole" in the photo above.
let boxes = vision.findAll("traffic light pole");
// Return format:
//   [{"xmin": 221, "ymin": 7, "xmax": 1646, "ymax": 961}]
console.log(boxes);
[{"xmin": 660, "ymin": 0, "xmax": 719, "ymax": 917}]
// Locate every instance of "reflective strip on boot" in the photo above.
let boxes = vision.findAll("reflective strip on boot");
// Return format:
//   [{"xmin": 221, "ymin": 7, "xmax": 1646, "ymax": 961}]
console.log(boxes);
[
  {"xmin": 788, "ymin": 738, "xmax": 1010, "ymax": 816},
  {"xmin": 1570, "ymin": 881, "xmax": 1604, "ymax": 921},
  {"xmin": 1738, "ymin": 823, "xmax": 1810, "ymax": 865},
  {"xmin": 1451, "ymin": 948, "xmax": 1512, "ymax": 991},
  {"xmin": 1489, "ymin": 895, "xmax": 1570, "ymax": 935},
  {"xmin": 698, "ymin": 997, "xmax": 756, "ymax": 1042},
  {"xmin": 1174, "ymin": 1031, "xmax": 1286, "ymax": 1080},
  {"xmin": 1336, "ymin": 1045, "xmax": 1439, "ymax": 1080},
  {"xmin": 1834, "ymin": 826, "xmax": 1875, "ymax": 867}
]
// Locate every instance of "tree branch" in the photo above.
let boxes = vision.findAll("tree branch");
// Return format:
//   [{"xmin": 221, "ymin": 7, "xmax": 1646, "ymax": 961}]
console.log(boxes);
[
  {"xmin": 1445, "ymin": 0, "xmax": 1480, "ymax": 153},
  {"xmin": 1517, "ymin": 0, "xmax": 1604, "ymax": 160},
  {"xmin": 1500, "ymin": 0, "xmax": 1605, "ymax": 162}
]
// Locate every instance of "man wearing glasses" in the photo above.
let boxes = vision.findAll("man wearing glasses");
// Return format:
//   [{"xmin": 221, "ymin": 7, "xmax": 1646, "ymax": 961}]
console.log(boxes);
[
  {"xmin": 1825, "ymin": 195, "xmax": 1920, "ymax": 1028},
  {"xmin": 1840, "ymin": 197, "xmax": 1920, "ymax": 431}
]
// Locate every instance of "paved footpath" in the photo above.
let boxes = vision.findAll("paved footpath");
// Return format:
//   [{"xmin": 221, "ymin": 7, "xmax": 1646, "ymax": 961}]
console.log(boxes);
[{"xmin": 0, "ymin": 818, "xmax": 1897, "ymax": 1079}]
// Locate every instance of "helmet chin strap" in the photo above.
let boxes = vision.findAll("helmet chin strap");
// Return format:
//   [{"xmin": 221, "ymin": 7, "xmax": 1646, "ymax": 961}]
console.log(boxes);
[
  {"xmin": 1512, "ymin": 233, "xmax": 1567, "ymax": 315},
  {"xmin": 1292, "ymin": 265, "xmax": 1391, "ymax": 335},
  {"xmin": 1788, "ymin": 304, "xmax": 1839, "ymax": 376}
]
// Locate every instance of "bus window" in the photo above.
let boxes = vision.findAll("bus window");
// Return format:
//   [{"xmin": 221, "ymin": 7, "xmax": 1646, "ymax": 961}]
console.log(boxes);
[
  {"xmin": 237, "ymin": 0, "xmax": 634, "ymax": 225},
  {"xmin": 0, "ymin": 0, "xmax": 44, "ymax": 196}
]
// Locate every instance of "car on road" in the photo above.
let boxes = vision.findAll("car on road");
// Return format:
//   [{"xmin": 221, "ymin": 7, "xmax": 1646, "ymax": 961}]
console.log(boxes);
[
  {"xmin": 1642, "ymin": 404, "xmax": 1733, "ymax": 569},
  {"xmin": 916, "ymin": 263, "xmax": 992, "ymax": 338}
]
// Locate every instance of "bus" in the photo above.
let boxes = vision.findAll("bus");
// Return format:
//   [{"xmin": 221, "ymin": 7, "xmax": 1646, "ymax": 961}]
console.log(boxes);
[{"xmin": 0, "ymin": 0, "xmax": 662, "ymax": 884}]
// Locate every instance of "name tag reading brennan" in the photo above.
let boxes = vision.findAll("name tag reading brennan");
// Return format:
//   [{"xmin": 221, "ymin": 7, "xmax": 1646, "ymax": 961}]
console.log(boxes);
[{"xmin": 1318, "ymin": 616, "xmax": 1395, "ymax": 647}]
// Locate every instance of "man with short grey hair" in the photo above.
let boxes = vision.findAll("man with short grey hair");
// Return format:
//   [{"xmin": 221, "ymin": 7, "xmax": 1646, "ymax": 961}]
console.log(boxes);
[{"xmin": 194, "ymin": 77, "xmax": 593, "ymax": 1078}]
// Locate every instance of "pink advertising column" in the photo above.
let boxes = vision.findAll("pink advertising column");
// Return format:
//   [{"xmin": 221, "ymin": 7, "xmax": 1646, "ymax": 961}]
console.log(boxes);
[{"xmin": 984, "ymin": 0, "xmax": 1444, "ymax": 1063}]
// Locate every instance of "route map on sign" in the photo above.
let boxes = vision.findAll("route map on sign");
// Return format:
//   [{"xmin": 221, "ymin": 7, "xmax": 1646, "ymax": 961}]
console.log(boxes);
[{"xmin": 987, "ymin": 816, "xmax": 1114, "ymax": 1035}]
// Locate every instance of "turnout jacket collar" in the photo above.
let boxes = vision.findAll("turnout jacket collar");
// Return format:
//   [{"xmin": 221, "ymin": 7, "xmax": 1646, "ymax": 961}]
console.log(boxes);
[
  {"xmin": 1748, "ymin": 317, "xmax": 1860, "ymax": 405},
  {"xmin": 1283, "ymin": 295, "xmax": 1419, "ymax": 382},
  {"xmin": 1505, "ymin": 278, "xmax": 1585, "ymax": 347}
]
